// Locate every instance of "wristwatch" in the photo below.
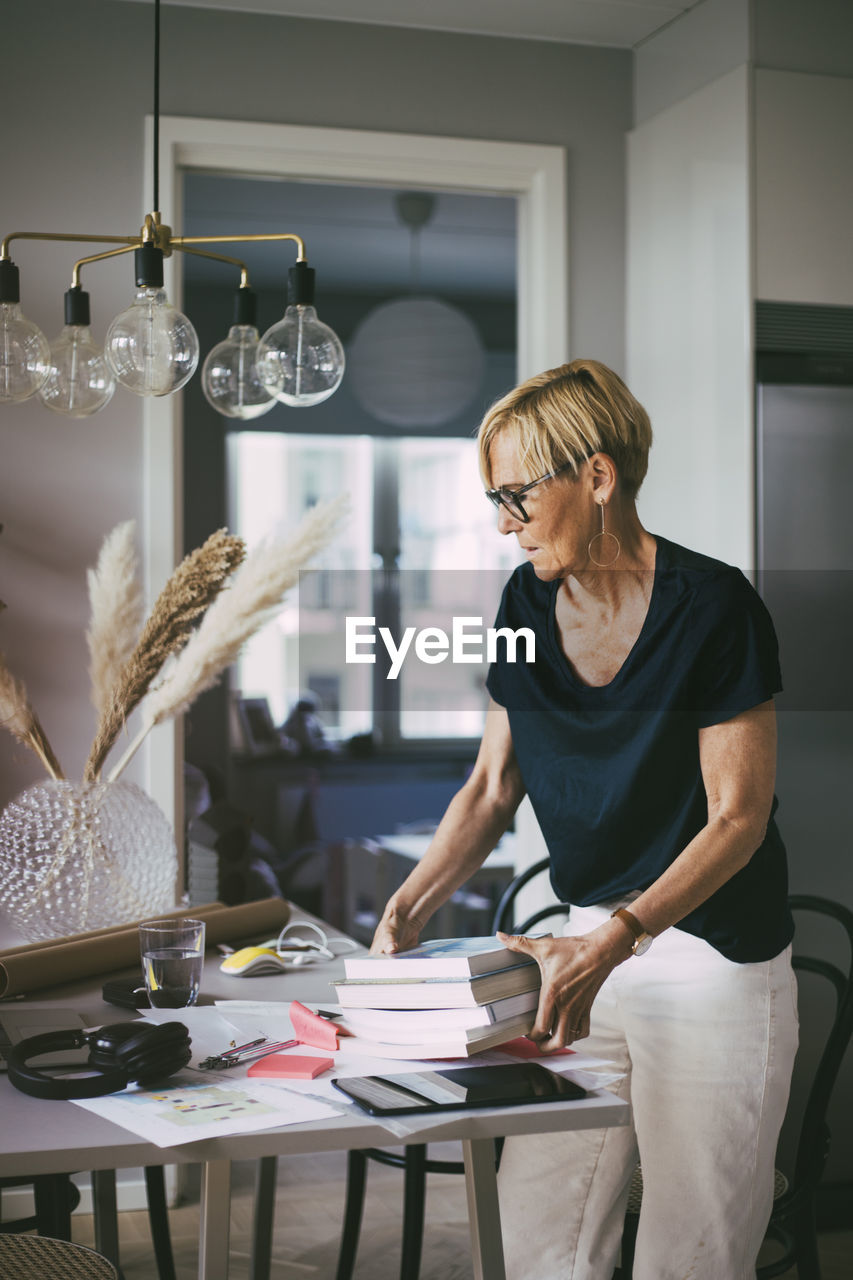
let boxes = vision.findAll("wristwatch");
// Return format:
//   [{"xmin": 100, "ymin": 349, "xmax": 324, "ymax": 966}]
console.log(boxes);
[{"xmin": 611, "ymin": 907, "xmax": 653, "ymax": 956}]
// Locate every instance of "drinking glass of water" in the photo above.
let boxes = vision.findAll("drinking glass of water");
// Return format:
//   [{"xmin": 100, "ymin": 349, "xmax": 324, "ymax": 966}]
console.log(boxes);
[{"xmin": 139, "ymin": 918, "xmax": 206, "ymax": 1008}]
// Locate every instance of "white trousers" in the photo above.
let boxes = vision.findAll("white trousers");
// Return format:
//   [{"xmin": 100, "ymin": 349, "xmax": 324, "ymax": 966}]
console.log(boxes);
[{"xmin": 497, "ymin": 904, "xmax": 799, "ymax": 1280}]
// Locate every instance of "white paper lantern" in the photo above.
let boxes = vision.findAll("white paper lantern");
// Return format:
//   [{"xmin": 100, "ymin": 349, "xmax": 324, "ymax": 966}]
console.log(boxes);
[{"xmin": 348, "ymin": 296, "xmax": 485, "ymax": 428}]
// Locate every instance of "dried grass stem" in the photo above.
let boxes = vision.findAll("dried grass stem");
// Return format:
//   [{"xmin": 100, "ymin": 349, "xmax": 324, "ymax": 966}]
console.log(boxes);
[
  {"xmin": 84, "ymin": 529, "xmax": 245, "ymax": 780},
  {"xmin": 0, "ymin": 656, "xmax": 65, "ymax": 780}
]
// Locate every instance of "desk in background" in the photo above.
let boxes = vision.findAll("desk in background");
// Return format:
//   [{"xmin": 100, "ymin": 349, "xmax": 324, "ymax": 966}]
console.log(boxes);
[
  {"xmin": 323, "ymin": 832, "xmax": 517, "ymax": 945},
  {"xmin": 368, "ymin": 831, "xmax": 518, "ymax": 943},
  {"xmin": 229, "ymin": 754, "xmax": 473, "ymax": 855}
]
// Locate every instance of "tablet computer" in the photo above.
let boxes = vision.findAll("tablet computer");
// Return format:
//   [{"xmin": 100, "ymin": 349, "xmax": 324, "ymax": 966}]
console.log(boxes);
[{"xmin": 332, "ymin": 1062, "xmax": 587, "ymax": 1115}]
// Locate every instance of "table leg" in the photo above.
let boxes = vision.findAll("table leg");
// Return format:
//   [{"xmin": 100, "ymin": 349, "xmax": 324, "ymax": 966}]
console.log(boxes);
[
  {"xmin": 198, "ymin": 1159, "xmax": 231, "ymax": 1280},
  {"xmin": 92, "ymin": 1170, "xmax": 120, "ymax": 1267},
  {"xmin": 462, "ymin": 1138, "xmax": 506, "ymax": 1280},
  {"xmin": 250, "ymin": 1156, "xmax": 278, "ymax": 1280}
]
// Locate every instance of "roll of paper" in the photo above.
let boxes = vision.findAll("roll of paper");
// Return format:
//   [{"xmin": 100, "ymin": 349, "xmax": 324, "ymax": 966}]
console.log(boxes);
[{"xmin": 0, "ymin": 898, "xmax": 291, "ymax": 998}]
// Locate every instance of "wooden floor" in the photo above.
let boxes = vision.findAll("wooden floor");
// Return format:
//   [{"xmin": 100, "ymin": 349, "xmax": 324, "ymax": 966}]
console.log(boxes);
[{"xmin": 72, "ymin": 1149, "xmax": 853, "ymax": 1279}]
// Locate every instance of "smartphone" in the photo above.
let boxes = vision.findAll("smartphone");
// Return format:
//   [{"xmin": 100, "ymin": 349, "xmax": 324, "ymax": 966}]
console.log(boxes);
[
  {"xmin": 332, "ymin": 1062, "xmax": 587, "ymax": 1116},
  {"xmin": 102, "ymin": 976, "xmax": 150, "ymax": 1009}
]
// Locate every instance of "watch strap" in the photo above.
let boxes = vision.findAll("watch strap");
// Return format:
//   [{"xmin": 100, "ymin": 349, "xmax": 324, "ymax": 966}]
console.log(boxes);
[{"xmin": 611, "ymin": 907, "xmax": 652, "ymax": 953}]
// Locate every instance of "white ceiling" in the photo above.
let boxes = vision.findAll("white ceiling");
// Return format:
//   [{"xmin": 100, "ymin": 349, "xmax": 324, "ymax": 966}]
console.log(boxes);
[
  {"xmin": 172, "ymin": 0, "xmax": 700, "ymax": 299},
  {"xmin": 126, "ymin": 0, "xmax": 700, "ymax": 50}
]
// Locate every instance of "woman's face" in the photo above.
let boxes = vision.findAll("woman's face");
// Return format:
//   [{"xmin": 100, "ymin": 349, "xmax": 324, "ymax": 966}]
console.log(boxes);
[{"xmin": 487, "ymin": 432, "xmax": 592, "ymax": 581}]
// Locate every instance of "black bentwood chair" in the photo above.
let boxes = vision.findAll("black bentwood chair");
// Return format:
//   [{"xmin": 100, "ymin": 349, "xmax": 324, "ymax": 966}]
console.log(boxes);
[{"xmin": 615, "ymin": 894, "xmax": 853, "ymax": 1280}]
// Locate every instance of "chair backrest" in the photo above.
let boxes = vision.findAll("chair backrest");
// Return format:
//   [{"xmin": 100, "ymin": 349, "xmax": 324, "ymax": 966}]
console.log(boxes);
[
  {"xmin": 491, "ymin": 856, "xmax": 571, "ymax": 935},
  {"xmin": 0, "ymin": 1233, "xmax": 120, "ymax": 1279},
  {"xmin": 786, "ymin": 894, "xmax": 853, "ymax": 1200}
]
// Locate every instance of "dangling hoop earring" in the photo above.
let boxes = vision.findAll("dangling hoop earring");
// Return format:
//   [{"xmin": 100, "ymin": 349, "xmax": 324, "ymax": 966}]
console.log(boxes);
[{"xmin": 587, "ymin": 500, "xmax": 621, "ymax": 567}]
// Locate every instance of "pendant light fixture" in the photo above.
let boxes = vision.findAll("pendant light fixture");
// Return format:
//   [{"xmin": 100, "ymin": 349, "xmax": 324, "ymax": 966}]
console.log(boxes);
[
  {"xmin": 348, "ymin": 192, "xmax": 485, "ymax": 429},
  {"xmin": 39, "ymin": 287, "xmax": 115, "ymax": 417},
  {"xmin": 0, "ymin": 0, "xmax": 344, "ymax": 420}
]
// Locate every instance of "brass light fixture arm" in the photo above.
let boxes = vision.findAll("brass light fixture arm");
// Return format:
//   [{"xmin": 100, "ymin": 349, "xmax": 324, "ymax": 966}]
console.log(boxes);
[
  {"xmin": 1, "ymin": 230, "xmax": 140, "ymax": 262},
  {"xmin": 70, "ymin": 244, "xmax": 141, "ymax": 289},
  {"xmin": 172, "ymin": 245, "xmax": 251, "ymax": 290},
  {"xmin": 2, "ymin": 222, "xmax": 305, "ymax": 295},
  {"xmin": 170, "ymin": 232, "xmax": 307, "ymax": 262}
]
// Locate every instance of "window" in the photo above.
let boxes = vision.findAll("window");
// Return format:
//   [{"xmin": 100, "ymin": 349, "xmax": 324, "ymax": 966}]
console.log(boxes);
[{"xmin": 228, "ymin": 432, "xmax": 520, "ymax": 746}]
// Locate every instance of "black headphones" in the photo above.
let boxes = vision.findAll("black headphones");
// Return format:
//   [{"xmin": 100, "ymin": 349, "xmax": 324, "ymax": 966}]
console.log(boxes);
[{"xmin": 7, "ymin": 1021, "xmax": 193, "ymax": 1100}]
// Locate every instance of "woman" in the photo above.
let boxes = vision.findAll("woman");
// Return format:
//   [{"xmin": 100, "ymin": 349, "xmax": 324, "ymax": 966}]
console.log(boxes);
[{"xmin": 371, "ymin": 358, "xmax": 798, "ymax": 1280}]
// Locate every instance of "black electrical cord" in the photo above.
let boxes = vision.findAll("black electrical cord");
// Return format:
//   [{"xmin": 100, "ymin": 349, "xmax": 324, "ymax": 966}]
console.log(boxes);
[{"xmin": 153, "ymin": 0, "xmax": 160, "ymax": 214}]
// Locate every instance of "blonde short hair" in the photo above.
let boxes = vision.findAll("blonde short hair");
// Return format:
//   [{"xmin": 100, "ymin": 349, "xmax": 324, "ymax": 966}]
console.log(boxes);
[{"xmin": 478, "ymin": 359, "xmax": 653, "ymax": 500}]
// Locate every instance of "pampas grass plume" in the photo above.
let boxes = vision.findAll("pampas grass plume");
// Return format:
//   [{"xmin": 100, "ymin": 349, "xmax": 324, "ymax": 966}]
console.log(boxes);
[
  {"xmin": 107, "ymin": 494, "xmax": 349, "ymax": 782},
  {"xmin": 0, "ymin": 653, "xmax": 64, "ymax": 780},
  {"xmin": 84, "ymin": 528, "xmax": 246, "ymax": 780},
  {"xmin": 86, "ymin": 520, "xmax": 144, "ymax": 719}
]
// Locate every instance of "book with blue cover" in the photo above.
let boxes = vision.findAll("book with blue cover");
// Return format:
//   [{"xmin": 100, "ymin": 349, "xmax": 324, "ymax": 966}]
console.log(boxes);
[
  {"xmin": 343, "ymin": 935, "xmax": 544, "ymax": 980},
  {"xmin": 332, "ymin": 963, "xmax": 541, "ymax": 1008}
]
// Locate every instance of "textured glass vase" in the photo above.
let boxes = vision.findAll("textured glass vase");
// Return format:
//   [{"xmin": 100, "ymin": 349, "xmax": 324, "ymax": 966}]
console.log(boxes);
[{"xmin": 0, "ymin": 780, "xmax": 178, "ymax": 941}]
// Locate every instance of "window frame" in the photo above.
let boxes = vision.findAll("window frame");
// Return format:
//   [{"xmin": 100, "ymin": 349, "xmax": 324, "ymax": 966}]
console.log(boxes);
[{"xmin": 145, "ymin": 116, "xmax": 568, "ymax": 829}]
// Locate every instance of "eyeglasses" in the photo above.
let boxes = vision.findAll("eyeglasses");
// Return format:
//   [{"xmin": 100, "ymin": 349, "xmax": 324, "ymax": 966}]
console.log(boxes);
[{"xmin": 485, "ymin": 461, "xmax": 575, "ymax": 523}]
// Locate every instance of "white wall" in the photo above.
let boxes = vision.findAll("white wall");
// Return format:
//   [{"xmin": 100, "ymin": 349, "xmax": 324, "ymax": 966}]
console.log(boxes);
[
  {"xmin": 755, "ymin": 68, "xmax": 853, "ymax": 305},
  {"xmin": 0, "ymin": 0, "xmax": 632, "ymax": 813},
  {"xmin": 627, "ymin": 65, "xmax": 753, "ymax": 568},
  {"xmin": 634, "ymin": 0, "xmax": 749, "ymax": 125}
]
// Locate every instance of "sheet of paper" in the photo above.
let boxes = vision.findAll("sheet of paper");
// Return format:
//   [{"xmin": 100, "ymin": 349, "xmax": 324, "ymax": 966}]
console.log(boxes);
[
  {"xmin": 141, "ymin": 1006, "xmax": 260, "ymax": 1070},
  {"xmin": 202, "ymin": 999, "xmax": 625, "ymax": 1103},
  {"xmin": 142, "ymin": 1005, "xmax": 302, "ymax": 1070},
  {"xmin": 72, "ymin": 1074, "xmax": 339, "ymax": 1147}
]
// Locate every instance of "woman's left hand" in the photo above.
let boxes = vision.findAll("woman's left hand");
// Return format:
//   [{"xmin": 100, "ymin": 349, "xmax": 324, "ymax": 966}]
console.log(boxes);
[{"xmin": 496, "ymin": 926, "xmax": 630, "ymax": 1051}]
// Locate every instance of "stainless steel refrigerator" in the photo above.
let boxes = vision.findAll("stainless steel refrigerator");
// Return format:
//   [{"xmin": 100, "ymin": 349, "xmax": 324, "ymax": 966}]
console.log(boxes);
[
  {"xmin": 757, "ymin": 352, "xmax": 853, "ymax": 898},
  {"xmin": 756, "ymin": 336, "xmax": 853, "ymax": 1189}
]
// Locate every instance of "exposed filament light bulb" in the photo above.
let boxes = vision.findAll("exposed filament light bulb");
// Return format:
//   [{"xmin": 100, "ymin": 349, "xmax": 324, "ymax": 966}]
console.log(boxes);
[
  {"xmin": 0, "ymin": 259, "xmax": 50, "ymax": 403},
  {"xmin": 256, "ymin": 262, "xmax": 345, "ymax": 407},
  {"xmin": 105, "ymin": 245, "xmax": 198, "ymax": 397},
  {"xmin": 201, "ymin": 287, "xmax": 276, "ymax": 420},
  {"xmin": 39, "ymin": 287, "xmax": 115, "ymax": 417}
]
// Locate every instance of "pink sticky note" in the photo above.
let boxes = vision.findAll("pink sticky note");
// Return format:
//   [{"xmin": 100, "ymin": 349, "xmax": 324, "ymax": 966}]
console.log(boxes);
[
  {"xmin": 500, "ymin": 1037, "xmax": 574, "ymax": 1059},
  {"xmin": 247, "ymin": 1053, "xmax": 333, "ymax": 1080},
  {"xmin": 289, "ymin": 1000, "xmax": 339, "ymax": 1050}
]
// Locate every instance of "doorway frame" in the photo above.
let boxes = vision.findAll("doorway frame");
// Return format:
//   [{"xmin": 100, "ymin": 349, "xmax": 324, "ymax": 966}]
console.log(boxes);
[{"xmin": 142, "ymin": 116, "xmax": 568, "ymax": 831}]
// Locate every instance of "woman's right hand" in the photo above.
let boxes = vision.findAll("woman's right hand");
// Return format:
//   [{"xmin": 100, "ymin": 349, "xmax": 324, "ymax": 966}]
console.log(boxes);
[{"xmin": 370, "ymin": 902, "xmax": 424, "ymax": 955}]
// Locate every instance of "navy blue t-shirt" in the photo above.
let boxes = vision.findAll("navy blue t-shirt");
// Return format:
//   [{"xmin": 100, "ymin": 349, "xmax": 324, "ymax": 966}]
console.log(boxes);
[{"xmin": 486, "ymin": 535, "xmax": 793, "ymax": 963}]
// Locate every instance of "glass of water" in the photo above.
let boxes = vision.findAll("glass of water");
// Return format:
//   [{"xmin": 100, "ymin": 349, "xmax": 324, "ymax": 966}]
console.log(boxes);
[{"xmin": 139, "ymin": 918, "xmax": 206, "ymax": 1008}]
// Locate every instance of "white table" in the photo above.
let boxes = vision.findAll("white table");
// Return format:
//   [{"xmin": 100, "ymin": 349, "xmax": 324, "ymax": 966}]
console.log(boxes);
[{"xmin": 0, "ymin": 919, "xmax": 628, "ymax": 1280}]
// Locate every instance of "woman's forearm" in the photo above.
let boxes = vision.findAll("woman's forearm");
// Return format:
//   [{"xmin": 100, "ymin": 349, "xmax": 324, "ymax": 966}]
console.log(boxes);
[
  {"xmin": 371, "ymin": 700, "xmax": 525, "ymax": 953},
  {"xmin": 384, "ymin": 774, "xmax": 521, "ymax": 930},
  {"xmin": 619, "ymin": 811, "xmax": 766, "ymax": 943},
  {"xmin": 500, "ymin": 810, "xmax": 770, "ymax": 1051}
]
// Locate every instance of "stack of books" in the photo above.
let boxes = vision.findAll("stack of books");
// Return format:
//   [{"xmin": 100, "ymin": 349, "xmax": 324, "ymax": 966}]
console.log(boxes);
[{"xmin": 333, "ymin": 937, "xmax": 543, "ymax": 1058}]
